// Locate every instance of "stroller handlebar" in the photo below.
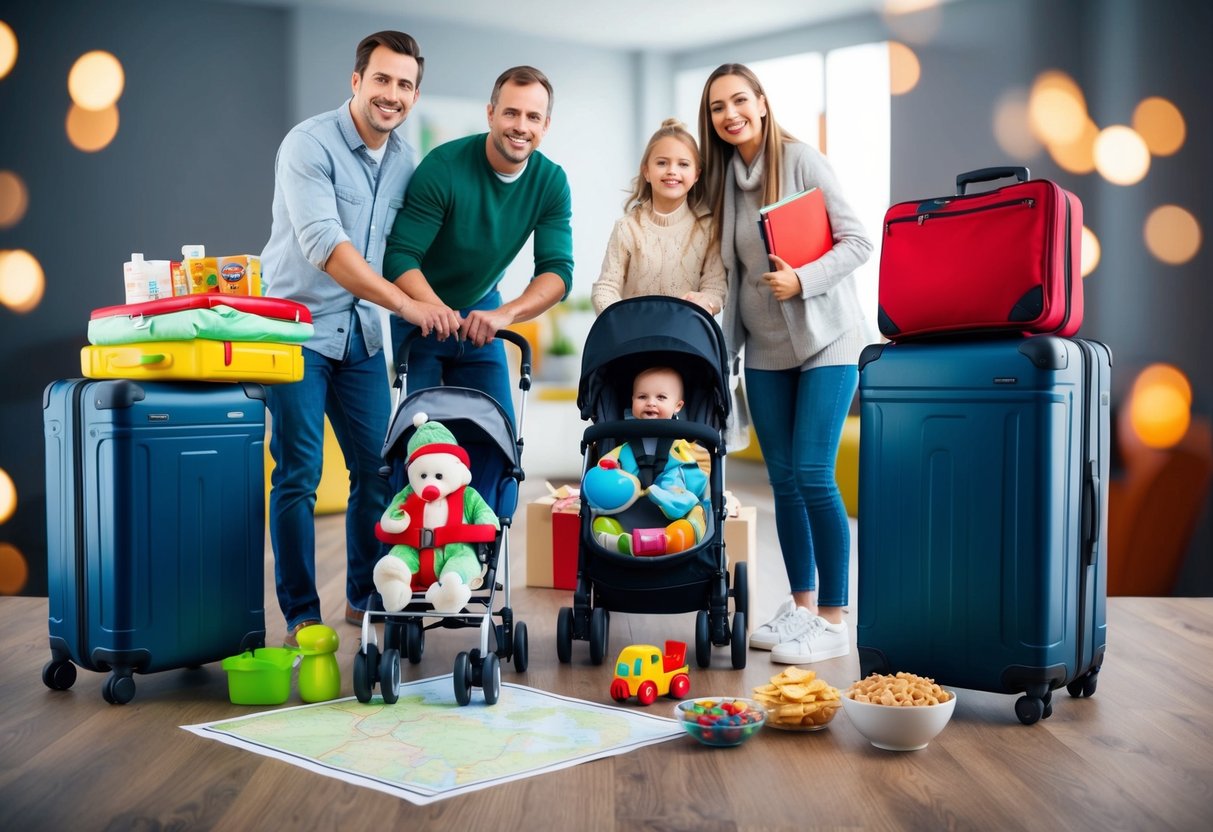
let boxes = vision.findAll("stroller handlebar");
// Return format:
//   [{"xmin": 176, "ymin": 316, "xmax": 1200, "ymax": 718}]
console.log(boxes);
[{"xmin": 396, "ymin": 328, "xmax": 533, "ymax": 392}]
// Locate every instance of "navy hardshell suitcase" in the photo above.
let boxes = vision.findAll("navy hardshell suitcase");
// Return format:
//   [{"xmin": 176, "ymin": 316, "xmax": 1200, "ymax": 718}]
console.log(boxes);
[
  {"xmin": 42, "ymin": 379, "xmax": 267, "ymax": 704},
  {"xmin": 856, "ymin": 337, "xmax": 1109, "ymax": 724}
]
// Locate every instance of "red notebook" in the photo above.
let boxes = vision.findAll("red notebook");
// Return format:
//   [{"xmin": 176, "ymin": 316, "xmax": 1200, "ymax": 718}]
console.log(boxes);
[{"xmin": 757, "ymin": 186, "xmax": 833, "ymax": 268}]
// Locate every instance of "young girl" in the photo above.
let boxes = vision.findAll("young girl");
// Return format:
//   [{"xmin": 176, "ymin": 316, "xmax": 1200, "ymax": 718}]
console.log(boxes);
[
  {"xmin": 591, "ymin": 118, "xmax": 726, "ymax": 316},
  {"xmin": 698, "ymin": 63, "xmax": 873, "ymax": 665}
]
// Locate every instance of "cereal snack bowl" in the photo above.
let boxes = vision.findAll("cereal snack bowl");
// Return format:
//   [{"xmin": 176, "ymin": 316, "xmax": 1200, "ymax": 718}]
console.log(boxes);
[
  {"xmin": 674, "ymin": 697, "xmax": 766, "ymax": 748},
  {"xmin": 841, "ymin": 691, "xmax": 957, "ymax": 751}
]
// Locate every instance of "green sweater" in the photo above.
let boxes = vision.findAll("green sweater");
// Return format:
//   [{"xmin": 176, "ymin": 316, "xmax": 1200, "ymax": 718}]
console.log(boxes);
[{"xmin": 383, "ymin": 133, "xmax": 574, "ymax": 309}]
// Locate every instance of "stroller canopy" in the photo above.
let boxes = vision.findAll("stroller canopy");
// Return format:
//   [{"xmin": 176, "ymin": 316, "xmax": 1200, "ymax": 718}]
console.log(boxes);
[{"xmin": 577, "ymin": 296, "xmax": 731, "ymax": 428}]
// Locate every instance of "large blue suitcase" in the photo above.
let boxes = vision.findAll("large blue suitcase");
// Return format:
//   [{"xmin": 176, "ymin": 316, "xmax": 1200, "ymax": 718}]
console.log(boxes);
[
  {"xmin": 857, "ymin": 337, "xmax": 1109, "ymax": 724},
  {"xmin": 42, "ymin": 379, "xmax": 267, "ymax": 704}
]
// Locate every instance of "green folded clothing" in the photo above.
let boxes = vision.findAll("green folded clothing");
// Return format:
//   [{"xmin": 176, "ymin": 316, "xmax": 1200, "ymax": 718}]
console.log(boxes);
[{"xmin": 88, "ymin": 304, "xmax": 314, "ymax": 345}]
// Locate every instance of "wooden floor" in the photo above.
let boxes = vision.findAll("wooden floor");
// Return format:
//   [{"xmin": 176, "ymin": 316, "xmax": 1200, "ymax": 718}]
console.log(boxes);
[{"xmin": 2, "ymin": 461, "xmax": 1212, "ymax": 830}]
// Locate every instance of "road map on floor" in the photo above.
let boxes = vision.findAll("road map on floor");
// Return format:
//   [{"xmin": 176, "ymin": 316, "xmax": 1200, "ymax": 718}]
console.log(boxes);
[{"xmin": 183, "ymin": 676, "xmax": 685, "ymax": 805}]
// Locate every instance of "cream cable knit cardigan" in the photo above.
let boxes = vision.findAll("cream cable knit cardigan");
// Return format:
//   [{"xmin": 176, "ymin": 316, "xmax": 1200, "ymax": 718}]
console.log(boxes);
[{"xmin": 591, "ymin": 200, "xmax": 727, "ymax": 315}]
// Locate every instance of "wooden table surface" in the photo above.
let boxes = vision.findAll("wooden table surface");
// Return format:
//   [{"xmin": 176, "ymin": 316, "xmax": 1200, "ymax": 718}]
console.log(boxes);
[{"xmin": 3, "ymin": 490, "xmax": 1212, "ymax": 830}]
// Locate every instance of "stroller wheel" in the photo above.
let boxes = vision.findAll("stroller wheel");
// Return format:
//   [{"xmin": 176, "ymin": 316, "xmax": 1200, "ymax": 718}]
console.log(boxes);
[
  {"xmin": 589, "ymin": 607, "xmax": 609, "ymax": 666},
  {"xmin": 730, "ymin": 611, "xmax": 747, "ymax": 669},
  {"xmin": 482, "ymin": 653, "xmax": 502, "ymax": 705},
  {"xmin": 405, "ymin": 620, "xmax": 424, "ymax": 666},
  {"xmin": 453, "ymin": 651, "xmax": 473, "ymax": 706},
  {"xmin": 513, "ymin": 621, "xmax": 529, "ymax": 672},
  {"xmin": 556, "ymin": 607, "xmax": 574, "ymax": 664},
  {"xmin": 353, "ymin": 643, "xmax": 378, "ymax": 704},
  {"xmin": 695, "ymin": 610, "xmax": 712, "ymax": 668},
  {"xmin": 732, "ymin": 561, "xmax": 749, "ymax": 619},
  {"xmin": 379, "ymin": 648, "xmax": 401, "ymax": 704}
]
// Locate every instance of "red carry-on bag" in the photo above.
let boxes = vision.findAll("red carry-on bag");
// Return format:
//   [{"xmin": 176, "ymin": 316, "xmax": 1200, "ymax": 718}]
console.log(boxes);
[{"xmin": 877, "ymin": 166, "xmax": 1083, "ymax": 341}]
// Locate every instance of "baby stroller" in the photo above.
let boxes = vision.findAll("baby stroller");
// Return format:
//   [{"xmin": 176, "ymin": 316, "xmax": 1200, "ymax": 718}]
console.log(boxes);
[
  {"xmin": 353, "ymin": 329, "xmax": 531, "ymax": 706},
  {"xmin": 555, "ymin": 296, "xmax": 748, "ymax": 669}
]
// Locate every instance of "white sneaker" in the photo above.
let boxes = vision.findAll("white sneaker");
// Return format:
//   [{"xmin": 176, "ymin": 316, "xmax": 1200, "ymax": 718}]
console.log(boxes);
[
  {"xmin": 770, "ymin": 617, "xmax": 850, "ymax": 664},
  {"xmin": 749, "ymin": 601, "xmax": 810, "ymax": 650}
]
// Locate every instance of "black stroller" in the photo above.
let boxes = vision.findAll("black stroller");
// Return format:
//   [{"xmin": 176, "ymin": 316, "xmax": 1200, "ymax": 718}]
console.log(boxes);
[
  {"xmin": 555, "ymin": 296, "xmax": 748, "ymax": 669},
  {"xmin": 353, "ymin": 329, "xmax": 531, "ymax": 706}
]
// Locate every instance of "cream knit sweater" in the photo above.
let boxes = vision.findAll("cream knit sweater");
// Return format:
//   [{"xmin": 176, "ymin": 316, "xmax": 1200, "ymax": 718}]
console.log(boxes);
[{"xmin": 591, "ymin": 201, "xmax": 726, "ymax": 315}]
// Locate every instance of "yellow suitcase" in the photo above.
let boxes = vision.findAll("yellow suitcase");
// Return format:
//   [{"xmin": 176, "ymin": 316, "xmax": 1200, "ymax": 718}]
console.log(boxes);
[{"xmin": 81, "ymin": 340, "xmax": 304, "ymax": 384}]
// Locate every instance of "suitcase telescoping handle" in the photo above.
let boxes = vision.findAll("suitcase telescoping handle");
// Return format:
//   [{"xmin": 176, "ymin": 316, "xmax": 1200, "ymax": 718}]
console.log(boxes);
[{"xmin": 955, "ymin": 166, "xmax": 1031, "ymax": 195}]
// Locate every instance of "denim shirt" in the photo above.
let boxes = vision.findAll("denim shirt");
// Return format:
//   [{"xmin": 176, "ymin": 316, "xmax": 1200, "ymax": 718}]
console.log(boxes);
[{"xmin": 261, "ymin": 99, "xmax": 415, "ymax": 361}]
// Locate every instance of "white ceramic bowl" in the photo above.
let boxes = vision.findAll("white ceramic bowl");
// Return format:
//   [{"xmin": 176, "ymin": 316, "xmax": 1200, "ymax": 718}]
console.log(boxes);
[{"xmin": 840, "ymin": 691, "xmax": 957, "ymax": 751}]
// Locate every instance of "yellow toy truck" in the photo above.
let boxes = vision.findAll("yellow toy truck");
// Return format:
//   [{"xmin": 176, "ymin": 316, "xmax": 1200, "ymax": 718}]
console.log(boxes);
[{"xmin": 609, "ymin": 640, "xmax": 691, "ymax": 705}]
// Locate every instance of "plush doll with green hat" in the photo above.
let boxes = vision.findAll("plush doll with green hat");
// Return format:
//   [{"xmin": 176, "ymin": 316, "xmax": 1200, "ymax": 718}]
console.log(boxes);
[{"xmin": 373, "ymin": 413, "xmax": 499, "ymax": 613}]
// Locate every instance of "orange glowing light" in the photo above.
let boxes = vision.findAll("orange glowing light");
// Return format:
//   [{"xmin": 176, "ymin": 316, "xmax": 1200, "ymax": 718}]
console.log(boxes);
[
  {"xmin": 1144, "ymin": 205, "xmax": 1202, "ymax": 265},
  {"xmin": 1133, "ymin": 96, "xmax": 1185, "ymax": 156}
]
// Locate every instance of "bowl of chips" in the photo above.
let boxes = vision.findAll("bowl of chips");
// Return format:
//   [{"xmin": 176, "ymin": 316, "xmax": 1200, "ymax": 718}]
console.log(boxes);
[
  {"xmin": 751, "ymin": 666, "xmax": 842, "ymax": 731},
  {"xmin": 674, "ymin": 697, "xmax": 766, "ymax": 747},
  {"xmin": 841, "ymin": 672, "xmax": 957, "ymax": 751}
]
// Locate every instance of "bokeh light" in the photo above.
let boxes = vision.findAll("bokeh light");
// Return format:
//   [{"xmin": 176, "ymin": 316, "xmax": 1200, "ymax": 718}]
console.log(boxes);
[
  {"xmin": 1129, "ymin": 363, "xmax": 1193, "ymax": 449},
  {"xmin": 1028, "ymin": 70, "xmax": 1088, "ymax": 146},
  {"xmin": 0, "ymin": 468, "xmax": 15, "ymax": 524},
  {"xmin": 66, "ymin": 103, "xmax": 120, "ymax": 152},
  {"xmin": 1132, "ymin": 96, "xmax": 1185, "ymax": 156},
  {"xmin": 1144, "ymin": 204, "xmax": 1202, "ymax": 265},
  {"xmin": 1093, "ymin": 125, "xmax": 1150, "ymax": 185},
  {"xmin": 882, "ymin": 0, "xmax": 943, "ymax": 44},
  {"xmin": 888, "ymin": 42, "xmax": 921, "ymax": 95},
  {"xmin": 0, "ymin": 170, "xmax": 28, "ymax": 229},
  {"xmin": 0, "ymin": 542, "xmax": 28, "ymax": 595},
  {"xmin": 0, "ymin": 20, "xmax": 16, "ymax": 80},
  {"xmin": 1047, "ymin": 116, "xmax": 1098, "ymax": 175},
  {"xmin": 992, "ymin": 88, "xmax": 1041, "ymax": 159},
  {"xmin": 1080, "ymin": 226, "xmax": 1100, "ymax": 277},
  {"xmin": 67, "ymin": 50, "xmax": 124, "ymax": 110},
  {"xmin": 0, "ymin": 249, "xmax": 46, "ymax": 312}
]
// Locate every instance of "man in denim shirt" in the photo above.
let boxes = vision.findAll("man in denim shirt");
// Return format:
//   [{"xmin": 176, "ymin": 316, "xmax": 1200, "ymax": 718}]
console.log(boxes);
[{"xmin": 261, "ymin": 30, "xmax": 460, "ymax": 647}]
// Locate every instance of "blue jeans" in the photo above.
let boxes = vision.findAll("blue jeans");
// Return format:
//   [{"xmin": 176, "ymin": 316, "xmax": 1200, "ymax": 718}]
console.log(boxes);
[
  {"xmin": 745, "ymin": 363, "xmax": 857, "ymax": 606},
  {"xmin": 266, "ymin": 317, "xmax": 390, "ymax": 630},
  {"xmin": 390, "ymin": 289, "xmax": 515, "ymax": 425}
]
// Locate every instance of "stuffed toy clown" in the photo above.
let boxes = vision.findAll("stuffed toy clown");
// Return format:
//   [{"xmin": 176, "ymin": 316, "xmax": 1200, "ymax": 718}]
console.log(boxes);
[
  {"xmin": 373, "ymin": 413, "xmax": 498, "ymax": 614},
  {"xmin": 582, "ymin": 439, "xmax": 709, "ymax": 555}
]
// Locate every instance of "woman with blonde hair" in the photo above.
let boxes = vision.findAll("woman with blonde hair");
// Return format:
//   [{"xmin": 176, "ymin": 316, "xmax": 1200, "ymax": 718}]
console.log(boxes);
[{"xmin": 698, "ymin": 63, "xmax": 872, "ymax": 664}]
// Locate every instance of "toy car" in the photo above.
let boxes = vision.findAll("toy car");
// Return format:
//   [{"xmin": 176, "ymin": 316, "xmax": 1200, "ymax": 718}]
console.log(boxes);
[{"xmin": 609, "ymin": 640, "xmax": 691, "ymax": 705}]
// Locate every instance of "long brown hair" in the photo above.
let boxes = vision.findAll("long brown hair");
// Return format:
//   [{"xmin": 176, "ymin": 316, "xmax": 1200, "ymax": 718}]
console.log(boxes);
[
  {"xmin": 624, "ymin": 118, "xmax": 705, "ymax": 213},
  {"xmin": 697, "ymin": 63, "xmax": 796, "ymax": 243}
]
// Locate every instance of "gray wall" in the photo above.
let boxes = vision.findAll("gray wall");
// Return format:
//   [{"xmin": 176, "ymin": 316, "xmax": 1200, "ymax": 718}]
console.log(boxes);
[
  {"xmin": 1, "ymin": 0, "xmax": 1209, "ymax": 595},
  {"xmin": 0, "ymin": 0, "xmax": 289, "ymax": 595}
]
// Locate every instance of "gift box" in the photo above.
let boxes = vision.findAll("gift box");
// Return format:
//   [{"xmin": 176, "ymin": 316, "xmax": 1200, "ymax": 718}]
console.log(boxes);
[
  {"xmin": 525, "ymin": 487, "xmax": 581, "ymax": 590},
  {"xmin": 723, "ymin": 502, "xmax": 759, "ymax": 603}
]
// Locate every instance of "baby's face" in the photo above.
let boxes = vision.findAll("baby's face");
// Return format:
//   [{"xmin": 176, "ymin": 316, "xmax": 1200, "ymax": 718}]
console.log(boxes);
[{"xmin": 631, "ymin": 370, "xmax": 684, "ymax": 420}]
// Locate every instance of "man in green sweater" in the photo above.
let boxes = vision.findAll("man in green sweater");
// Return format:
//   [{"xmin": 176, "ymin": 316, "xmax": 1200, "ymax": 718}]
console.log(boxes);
[{"xmin": 384, "ymin": 65, "xmax": 574, "ymax": 423}]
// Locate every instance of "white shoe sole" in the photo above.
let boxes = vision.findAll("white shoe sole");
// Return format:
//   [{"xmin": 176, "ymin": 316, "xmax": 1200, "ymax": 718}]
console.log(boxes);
[
  {"xmin": 748, "ymin": 633, "xmax": 779, "ymax": 651},
  {"xmin": 769, "ymin": 643, "xmax": 850, "ymax": 664}
]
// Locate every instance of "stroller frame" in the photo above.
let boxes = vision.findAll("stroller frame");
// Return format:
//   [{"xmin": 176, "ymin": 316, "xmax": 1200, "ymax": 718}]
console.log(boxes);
[
  {"xmin": 353, "ymin": 329, "xmax": 532, "ymax": 707},
  {"xmin": 554, "ymin": 297, "xmax": 749, "ymax": 670}
]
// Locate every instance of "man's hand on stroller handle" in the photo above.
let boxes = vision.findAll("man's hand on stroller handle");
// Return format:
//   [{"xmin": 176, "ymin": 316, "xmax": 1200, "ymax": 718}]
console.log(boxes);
[
  {"xmin": 399, "ymin": 297, "xmax": 462, "ymax": 340},
  {"xmin": 461, "ymin": 307, "xmax": 515, "ymax": 347}
]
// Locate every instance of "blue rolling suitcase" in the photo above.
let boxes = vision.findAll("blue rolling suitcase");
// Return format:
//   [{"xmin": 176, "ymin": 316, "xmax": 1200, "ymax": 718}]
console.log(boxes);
[
  {"xmin": 857, "ymin": 337, "xmax": 1110, "ymax": 724},
  {"xmin": 42, "ymin": 379, "xmax": 267, "ymax": 704}
]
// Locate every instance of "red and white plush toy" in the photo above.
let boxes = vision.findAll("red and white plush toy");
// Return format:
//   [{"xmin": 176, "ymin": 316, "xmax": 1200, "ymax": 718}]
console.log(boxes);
[{"xmin": 373, "ymin": 413, "xmax": 498, "ymax": 613}]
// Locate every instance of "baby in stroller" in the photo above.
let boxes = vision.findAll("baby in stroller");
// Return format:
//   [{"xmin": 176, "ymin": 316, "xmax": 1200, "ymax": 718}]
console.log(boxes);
[
  {"xmin": 556, "ymin": 296, "xmax": 748, "ymax": 669},
  {"xmin": 583, "ymin": 366, "xmax": 710, "ymax": 556}
]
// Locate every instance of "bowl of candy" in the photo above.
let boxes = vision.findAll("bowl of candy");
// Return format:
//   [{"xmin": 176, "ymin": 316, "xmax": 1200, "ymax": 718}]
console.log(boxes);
[
  {"xmin": 674, "ymin": 696, "xmax": 766, "ymax": 747},
  {"xmin": 840, "ymin": 672, "xmax": 957, "ymax": 751}
]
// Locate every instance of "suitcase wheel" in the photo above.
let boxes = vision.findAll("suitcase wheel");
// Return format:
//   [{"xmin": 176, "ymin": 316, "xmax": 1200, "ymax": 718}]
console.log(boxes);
[
  {"xmin": 42, "ymin": 659, "xmax": 77, "ymax": 691},
  {"xmin": 102, "ymin": 672, "xmax": 136, "ymax": 705}
]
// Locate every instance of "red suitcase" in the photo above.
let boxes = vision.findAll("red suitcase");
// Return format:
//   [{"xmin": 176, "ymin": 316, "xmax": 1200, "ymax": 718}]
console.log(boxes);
[
  {"xmin": 877, "ymin": 166, "xmax": 1083, "ymax": 340},
  {"xmin": 90, "ymin": 294, "xmax": 312, "ymax": 324}
]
